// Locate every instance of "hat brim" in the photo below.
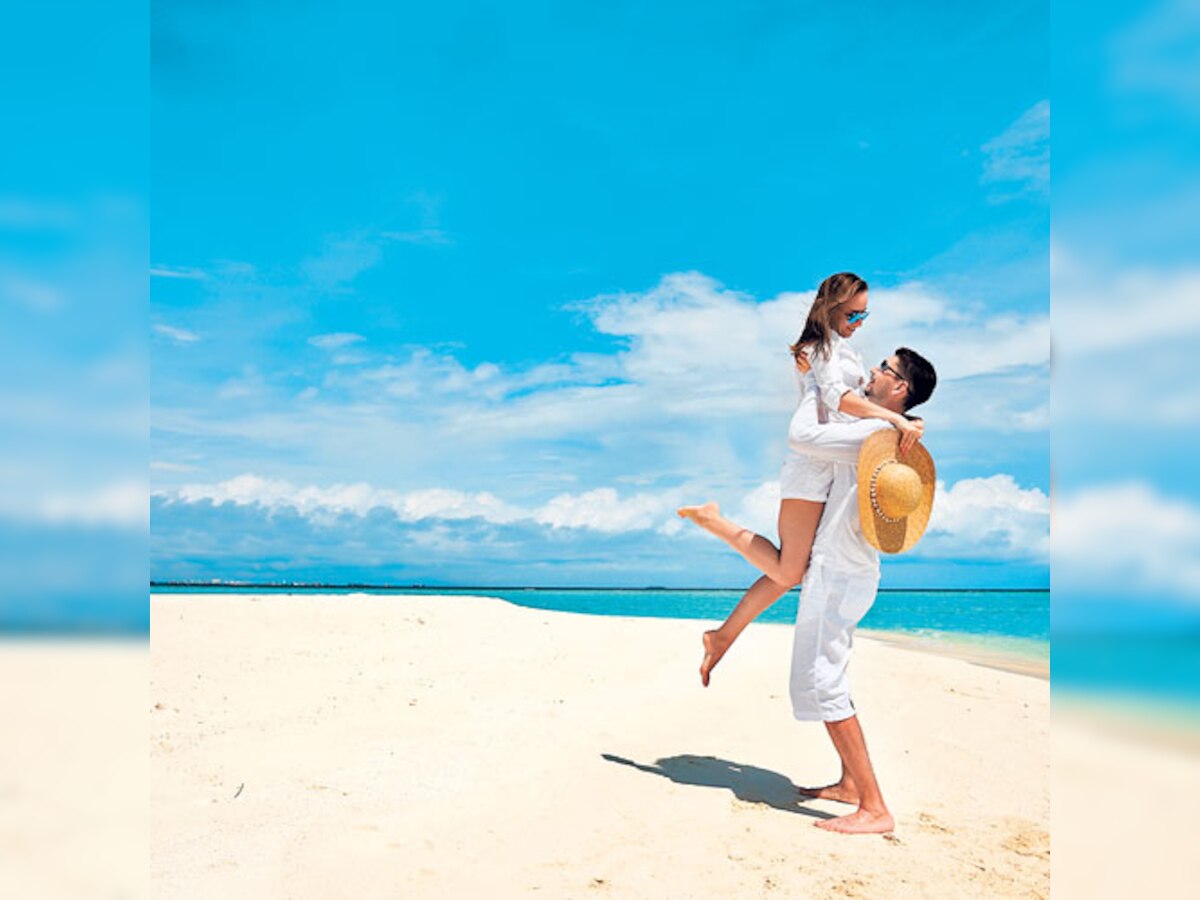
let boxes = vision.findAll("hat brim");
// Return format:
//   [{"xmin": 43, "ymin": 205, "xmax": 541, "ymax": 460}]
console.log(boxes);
[{"xmin": 857, "ymin": 429, "xmax": 936, "ymax": 554}]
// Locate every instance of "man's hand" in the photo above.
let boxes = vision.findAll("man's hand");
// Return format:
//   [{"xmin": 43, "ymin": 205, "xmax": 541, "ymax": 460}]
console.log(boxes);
[{"xmin": 895, "ymin": 416, "xmax": 924, "ymax": 456}]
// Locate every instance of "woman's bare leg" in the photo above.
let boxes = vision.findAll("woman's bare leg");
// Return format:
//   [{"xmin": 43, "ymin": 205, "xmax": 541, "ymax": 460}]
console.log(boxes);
[
  {"xmin": 700, "ymin": 575, "xmax": 788, "ymax": 685},
  {"xmin": 679, "ymin": 499, "xmax": 823, "ymax": 588},
  {"xmin": 696, "ymin": 500, "xmax": 825, "ymax": 685}
]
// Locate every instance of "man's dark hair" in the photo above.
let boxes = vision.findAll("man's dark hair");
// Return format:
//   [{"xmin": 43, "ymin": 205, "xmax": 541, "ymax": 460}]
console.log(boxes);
[{"xmin": 895, "ymin": 347, "xmax": 936, "ymax": 411}]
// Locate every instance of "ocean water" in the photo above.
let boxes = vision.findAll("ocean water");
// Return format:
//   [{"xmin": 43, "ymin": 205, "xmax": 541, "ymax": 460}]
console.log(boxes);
[
  {"xmin": 1053, "ymin": 634, "xmax": 1200, "ymax": 705},
  {"xmin": 150, "ymin": 585, "xmax": 1049, "ymax": 655}
]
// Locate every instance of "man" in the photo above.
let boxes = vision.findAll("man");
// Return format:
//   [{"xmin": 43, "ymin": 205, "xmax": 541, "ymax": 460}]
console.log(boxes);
[{"xmin": 699, "ymin": 347, "xmax": 937, "ymax": 835}]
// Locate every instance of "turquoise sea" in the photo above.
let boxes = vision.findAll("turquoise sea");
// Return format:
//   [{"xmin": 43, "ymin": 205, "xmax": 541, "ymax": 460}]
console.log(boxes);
[{"xmin": 150, "ymin": 584, "xmax": 1050, "ymax": 661}]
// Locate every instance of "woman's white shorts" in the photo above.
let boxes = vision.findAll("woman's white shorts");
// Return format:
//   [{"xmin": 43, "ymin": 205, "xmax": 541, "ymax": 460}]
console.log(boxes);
[
  {"xmin": 779, "ymin": 454, "xmax": 834, "ymax": 502},
  {"xmin": 789, "ymin": 563, "xmax": 881, "ymax": 722}
]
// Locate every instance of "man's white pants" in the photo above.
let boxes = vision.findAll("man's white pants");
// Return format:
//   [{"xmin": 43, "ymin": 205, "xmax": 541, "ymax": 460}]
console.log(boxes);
[{"xmin": 789, "ymin": 561, "xmax": 880, "ymax": 722}]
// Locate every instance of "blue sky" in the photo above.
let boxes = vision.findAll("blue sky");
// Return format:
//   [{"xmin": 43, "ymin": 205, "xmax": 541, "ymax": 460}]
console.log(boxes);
[
  {"xmin": 151, "ymin": 1, "xmax": 1050, "ymax": 588},
  {"xmin": 0, "ymin": 4, "xmax": 147, "ymax": 630},
  {"xmin": 1051, "ymin": 0, "xmax": 1200, "ymax": 634}
]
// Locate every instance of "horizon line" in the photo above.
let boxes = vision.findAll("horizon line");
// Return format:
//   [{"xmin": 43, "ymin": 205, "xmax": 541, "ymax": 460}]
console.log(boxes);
[{"xmin": 150, "ymin": 580, "xmax": 1050, "ymax": 593}]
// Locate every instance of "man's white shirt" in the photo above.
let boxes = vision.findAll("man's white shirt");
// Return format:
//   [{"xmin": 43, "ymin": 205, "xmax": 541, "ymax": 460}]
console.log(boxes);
[{"xmin": 787, "ymin": 381, "xmax": 891, "ymax": 576}]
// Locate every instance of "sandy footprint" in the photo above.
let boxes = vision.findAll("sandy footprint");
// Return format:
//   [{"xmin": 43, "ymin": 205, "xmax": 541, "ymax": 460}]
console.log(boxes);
[
  {"xmin": 916, "ymin": 812, "xmax": 953, "ymax": 834},
  {"xmin": 1001, "ymin": 819, "xmax": 1050, "ymax": 860},
  {"xmin": 830, "ymin": 876, "xmax": 871, "ymax": 898}
]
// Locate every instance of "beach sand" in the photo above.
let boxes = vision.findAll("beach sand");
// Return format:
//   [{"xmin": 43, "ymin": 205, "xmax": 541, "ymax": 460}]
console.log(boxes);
[
  {"xmin": 150, "ymin": 592, "xmax": 1050, "ymax": 899},
  {"xmin": 0, "ymin": 639, "xmax": 147, "ymax": 899}
]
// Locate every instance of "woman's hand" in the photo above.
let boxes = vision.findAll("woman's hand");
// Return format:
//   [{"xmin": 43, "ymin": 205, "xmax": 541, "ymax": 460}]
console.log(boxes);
[
  {"xmin": 893, "ymin": 416, "xmax": 924, "ymax": 456},
  {"xmin": 794, "ymin": 354, "xmax": 811, "ymax": 374}
]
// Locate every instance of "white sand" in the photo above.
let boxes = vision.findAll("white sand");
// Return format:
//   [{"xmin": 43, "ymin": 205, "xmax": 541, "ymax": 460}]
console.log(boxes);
[
  {"xmin": 0, "ymin": 639, "xmax": 147, "ymax": 899},
  {"xmin": 150, "ymin": 593, "xmax": 1050, "ymax": 898},
  {"xmin": 1052, "ymin": 697, "xmax": 1200, "ymax": 899}
]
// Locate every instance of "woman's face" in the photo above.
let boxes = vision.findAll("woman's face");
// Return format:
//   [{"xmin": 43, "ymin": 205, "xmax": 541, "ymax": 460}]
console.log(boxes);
[{"xmin": 835, "ymin": 289, "xmax": 869, "ymax": 339}]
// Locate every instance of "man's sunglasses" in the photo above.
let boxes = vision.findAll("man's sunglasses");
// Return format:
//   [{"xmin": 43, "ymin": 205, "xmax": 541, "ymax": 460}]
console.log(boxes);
[
  {"xmin": 846, "ymin": 310, "xmax": 870, "ymax": 325},
  {"xmin": 880, "ymin": 358, "xmax": 911, "ymax": 387}
]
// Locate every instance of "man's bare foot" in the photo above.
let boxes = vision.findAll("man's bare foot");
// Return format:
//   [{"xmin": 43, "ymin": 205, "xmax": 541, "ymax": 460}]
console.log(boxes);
[
  {"xmin": 700, "ymin": 630, "xmax": 731, "ymax": 687},
  {"xmin": 814, "ymin": 808, "xmax": 895, "ymax": 835},
  {"xmin": 796, "ymin": 780, "xmax": 860, "ymax": 805},
  {"xmin": 677, "ymin": 501, "xmax": 722, "ymax": 532}
]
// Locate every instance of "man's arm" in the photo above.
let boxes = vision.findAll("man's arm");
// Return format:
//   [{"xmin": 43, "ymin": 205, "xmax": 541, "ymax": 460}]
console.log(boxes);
[{"xmin": 787, "ymin": 384, "xmax": 891, "ymax": 463}]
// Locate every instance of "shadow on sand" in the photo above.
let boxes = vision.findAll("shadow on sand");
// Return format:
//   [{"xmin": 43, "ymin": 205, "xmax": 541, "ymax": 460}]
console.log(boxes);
[{"xmin": 601, "ymin": 753, "xmax": 834, "ymax": 820}]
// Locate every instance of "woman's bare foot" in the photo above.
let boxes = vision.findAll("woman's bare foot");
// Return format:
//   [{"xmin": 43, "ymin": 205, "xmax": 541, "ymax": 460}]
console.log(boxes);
[
  {"xmin": 796, "ymin": 780, "xmax": 860, "ymax": 805},
  {"xmin": 814, "ymin": 808, "xmax": 895, "ymax": 835},
  {"xmin": 699, "ymin": 630, "xmax": 732, "ymax": 687},
  {"xmin": 677, "ymin": 501, "xmax": 722, "ymax": 535}
]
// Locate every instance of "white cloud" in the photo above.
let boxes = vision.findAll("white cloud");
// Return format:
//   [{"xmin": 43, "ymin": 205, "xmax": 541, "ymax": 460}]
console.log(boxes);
[
  {"xmin": 925, "ymin": 475, "xmax": 1050, "ymax": 560},
  {"xmin": 1055, "ymin": 482, "xmax": 1200, "ymax": 600},
  {"xmin": 534, "ymin": 488, "xmax": 678, "ymax": 533},
  {"xmin": 649, "ymin": 275, "xmax": 1043, "ymax": 384},
  {"xmin": 383, "ymin": 228, "xmax": 452, "ymax": 246},
  {"xmin": 151, "ymin": 461, "xmax": 198, "ymax": 473},
  {"xmin": 1052, "ymin": 247, "xmax": 1200, "ymax": 426},
  {"xmin": 1111, "ymin": 0, "xmax": 1200, "ymax": 114},
  {"xmin": 153, "ymin": 271, "xmax": 1049, "ymax": 527},
  {"xmin": 308, "ymin": 332, "xmax": 365, "ymax": 350},
  {"xmin": 216, "ymin": 367, "xmax": 264, "ymax": 400},
  {"xmin": 583, "ymin": 273, "xmax": 796, "ymax": 394},
  {"xmin": 150, "ymin": 264, "xmax": 206, "ymax": 280},
  {"xmin": 518, "ymin": 272, "xmax": 1045, "ymax": 432},
  {"xmin": 153, "ymin": 323, "xmax": 199, "ymax": 343},
  {"xmin": 1, "ymin": 270, "xmax": 63, "ymax": 312},
  {"xmin": 37, "ymin": 480, "xmax": 148, "ymax": 529},
  {"xmin": 158, "ymin": 475, "xmax": 676, "ymax": 534},
  {"xmin": 0, "ymin": 197, "xmax": 79, "ymax": 229},
  {"xmin": 301, "ymin": 234, "xmax": 382, "ymax": 289},
  {"xmin": 1052, "ymin": 258, "xmax": 1200, "ymax": 357},
  {"xmin": 398, "ymin": 488, "xmax": 526, "ymax": 524},
  {"xmin": 981, "ymin": 100, "xmax": 1050, "ymax": 198},
  {"xmin": 733, "ymin": 480, "xmax": 782, "ymax": 538},
  {"xmin": 157, "ymin": 467, "xmax": 1051, "ymax": 562},
  {"xmin": 717, "ymin": 472, "xmax": 1050, "ymax": 561},
  {"xmin": 863, "ymin": 281, "xmax": 1049, "ymax": 383}
]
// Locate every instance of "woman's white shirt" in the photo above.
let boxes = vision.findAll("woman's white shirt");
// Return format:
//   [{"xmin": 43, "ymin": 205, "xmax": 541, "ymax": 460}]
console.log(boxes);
[{"xmin": 799, "ymin": 334, "xmax": 867, "ymax": 423}]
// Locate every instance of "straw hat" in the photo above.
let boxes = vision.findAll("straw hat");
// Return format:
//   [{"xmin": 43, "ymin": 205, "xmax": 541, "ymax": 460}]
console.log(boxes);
[{"xmin": 857, "ymin": 429, "xmax": 936, "ymax": 554}]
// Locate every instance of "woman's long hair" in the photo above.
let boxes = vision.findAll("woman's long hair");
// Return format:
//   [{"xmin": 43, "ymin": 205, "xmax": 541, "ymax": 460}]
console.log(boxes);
[{"xmin": 789, "ymin": 272, "xmax": 868, "ymax": 365}]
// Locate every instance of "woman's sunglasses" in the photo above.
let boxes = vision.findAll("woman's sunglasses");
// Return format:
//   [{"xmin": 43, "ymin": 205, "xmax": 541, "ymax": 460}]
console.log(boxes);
[{"xmin": 846, "ymin": 310, "xmax": 870, "ymax": 325}]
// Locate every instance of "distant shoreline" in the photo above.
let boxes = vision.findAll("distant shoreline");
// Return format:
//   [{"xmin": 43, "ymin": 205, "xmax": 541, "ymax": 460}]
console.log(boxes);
[
  {"xmin": 150, "ymin": 581, "xmax": 1049, "ymax": 593},
  {"xmin": 857, "ymin": 627, "xmax": 1049, "ymax": 680}
]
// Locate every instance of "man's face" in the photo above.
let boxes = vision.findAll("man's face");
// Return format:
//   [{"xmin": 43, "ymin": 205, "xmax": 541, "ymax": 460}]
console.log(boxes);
[{"xmin": 866, "ymin": 354, "xmax": 910, "ymax": 410}]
